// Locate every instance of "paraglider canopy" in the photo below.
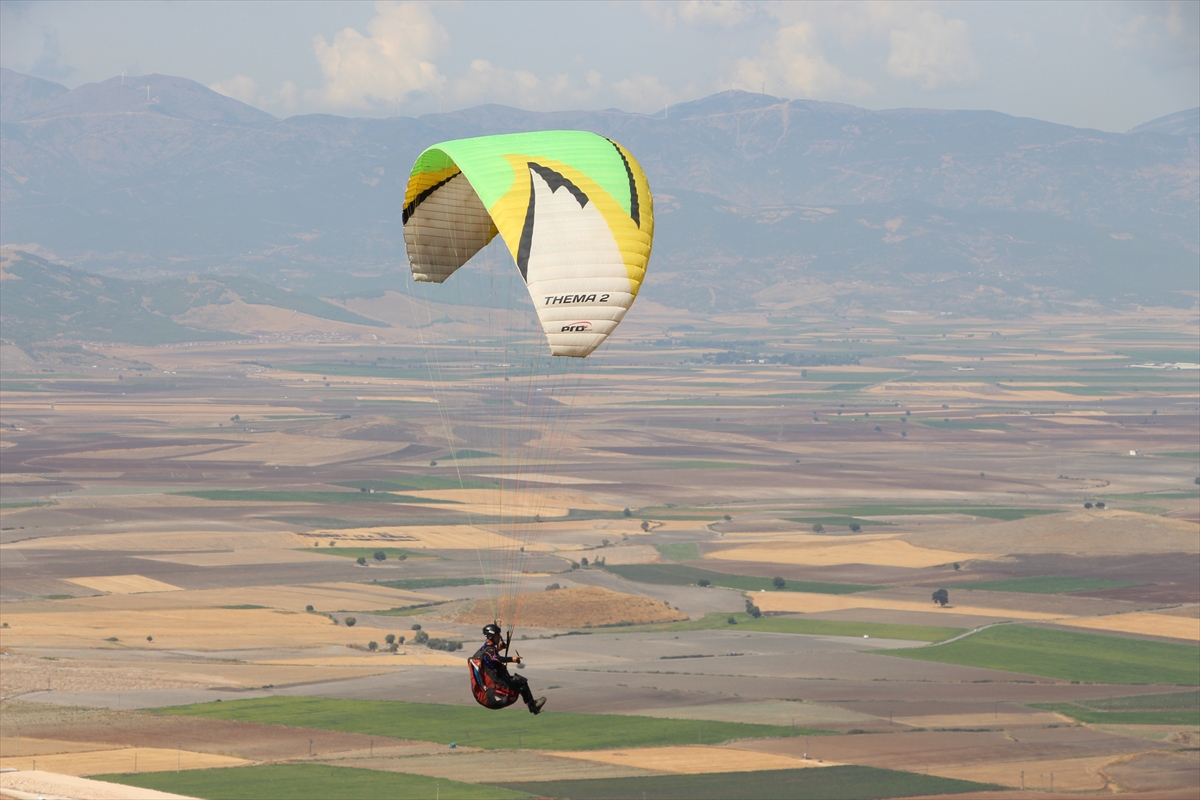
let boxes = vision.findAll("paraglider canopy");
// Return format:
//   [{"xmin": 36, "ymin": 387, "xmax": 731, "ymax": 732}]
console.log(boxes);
[{"xmin": 403, "ymin": 130, "xmax": 654, "ymax": 357}]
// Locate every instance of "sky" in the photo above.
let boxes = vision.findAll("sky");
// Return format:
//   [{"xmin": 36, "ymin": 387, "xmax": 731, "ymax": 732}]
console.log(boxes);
[{"xmin": 1, "ymin": 0, "xmax": 1197, "ymax": 132}]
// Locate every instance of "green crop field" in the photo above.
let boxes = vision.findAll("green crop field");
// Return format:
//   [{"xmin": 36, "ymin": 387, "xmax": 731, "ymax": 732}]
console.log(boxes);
[
  {"xmin": 1034, "ymin": 689, "xmax": 1200, "ymax": 724},
  {"xmin": 301, "ymin": 547, "xmax": 432, "ymax": 561},
  {"xmin": 374, "ymin": 577, "xmax": 497, "ymax": 591},
  {"xmin": 94, "ymin": 764, "xmax": 527, "ymax": 800},
  {"xmin": 1077, "ymin": 690, "xmax": 1199, "ymax": 710},
  {"xmin": 659, "ymin": 613, "xmax": 963, "ymax": 642},
  {"xmin": 602, "ymin": 563, "xmax": 878, "ymax": 594},
  {"xmin": 495, "ymin": 766, "xmax": 1002, "ymax": 800},
  {"xmin": 155, "ymin": 697, "xmax": 830, "ymax": 750},
  {"xmin": 177, "ymin": 490, "xmax": 459, "ymax": 505},
  {"xmin": 802, "ymin": 505, "xmax": 1060, "ymax": 521},
  {"xmin": 653, "ymin": 542, "xmax": 701, "ymax": 562},
  {"xmin": 959, "ymin": 576, "xmax": 1142, "ymax": 594},
  {"xmin": 1030, "ymin": 702, "xmax": 1200, "ymax": 726},
  {"xmin": 882, "ymin": 625, "xmax": 1200, "ymax": 684}
]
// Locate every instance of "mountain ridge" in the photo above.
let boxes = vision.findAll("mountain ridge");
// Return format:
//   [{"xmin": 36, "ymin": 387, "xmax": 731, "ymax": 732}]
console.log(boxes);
[{"xmin": 2, "ymin": 69, "xmax": 1197, "ymax": 313}]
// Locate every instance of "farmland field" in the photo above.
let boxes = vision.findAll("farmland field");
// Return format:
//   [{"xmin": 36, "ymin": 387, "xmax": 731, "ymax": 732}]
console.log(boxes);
[
  {"xmin": 602, "ymin": 564, "xmax": 878, "ymax": 594},
  {"xmin": 95, "ymin": 763, "xmax": 527, "ymax": 800},
  {"xmin": 156, "ymin": 697, "xmax": 831, "ymax": 749},
  {"xmin": 658, "ymin": 612, "xmax": 964, "ymax": 642},
  {"xmin": 959, "ymin": 576, "xmax": 1142, "ymax": 593},
  {"xmin": 883, "ymin": 625, "xmax": 1200, "ymax": 684},
  {"xmin": 495, "ymin": 766, "xmax": 1003, "ymax": 800}
]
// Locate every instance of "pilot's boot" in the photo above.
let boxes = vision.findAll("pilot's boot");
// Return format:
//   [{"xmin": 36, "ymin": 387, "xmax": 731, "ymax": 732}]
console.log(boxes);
[{"xmin": 528, "ymin": 697, "xmax": 546, "ymax": 714}]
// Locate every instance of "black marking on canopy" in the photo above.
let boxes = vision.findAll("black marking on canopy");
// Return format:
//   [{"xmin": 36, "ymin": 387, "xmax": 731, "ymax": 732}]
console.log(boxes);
[
  {"xmin": 516, "ymin": 163, "xmax": 591, "ymax": 283},
  {"xmin": 402, "ymin": 171, "xmax": 460, "ymax": 224},
  {"xmin": 606, "ymin": 138, "xmax": 640, "ymax": 229}
]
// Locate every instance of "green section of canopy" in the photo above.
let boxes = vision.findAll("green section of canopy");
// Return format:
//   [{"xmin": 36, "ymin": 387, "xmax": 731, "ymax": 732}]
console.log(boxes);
[{"xmin": 409, "ymin": 131, "xmax": 635, "ymax": 217}]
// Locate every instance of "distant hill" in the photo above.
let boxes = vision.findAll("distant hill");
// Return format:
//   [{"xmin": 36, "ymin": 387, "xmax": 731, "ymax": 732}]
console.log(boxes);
[
  {"xmin": 1128, "ymin": 107, "xmax": 1199, "ymax": 137},
  {"xmin": 0, "ymin": 249, "xmax": 384, "ymax": 346},
  {"xmin": 1, "ymin": 69, "xmax": 1197, "ymax": 313}
]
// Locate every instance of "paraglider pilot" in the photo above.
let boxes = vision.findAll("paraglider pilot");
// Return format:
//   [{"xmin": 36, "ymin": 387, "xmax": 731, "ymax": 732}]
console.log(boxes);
[{"xmin": 469, "ymin": 623, "xmax": 546, "ymax": 714}]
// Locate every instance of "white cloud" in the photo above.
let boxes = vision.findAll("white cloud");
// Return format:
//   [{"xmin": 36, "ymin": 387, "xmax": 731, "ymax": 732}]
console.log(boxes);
[
  {"xmin": 730, "ymin": 19, "xmax": 872, "ymax": 98},
  {"xmin": 446, "ymin": 59, "xmax": 603, "ymax": 111},
  {"xmin": 885, "ymin": 9, "xmax": 978, "ymax": 89},
  {"xmin": 642, "ymin": 0, "xmax": 755, "ymax": 29},
  {"xmin": 306, "ymin": 1, "xmax": 447, "ymax": 112},
  {"xmin": 726, "ymin": 2, "xmax": 979, "ymax": 97},
  {"xmin": 209, "ymin": 76, "xmax": 298, "ymax": 115},
  {"xmin": 210, "ymin": 75, "xmax": 259, "ymax": 106},
  {"xmin": 612, "ymin": 74, "xmax": 677, "ymax": 111}
]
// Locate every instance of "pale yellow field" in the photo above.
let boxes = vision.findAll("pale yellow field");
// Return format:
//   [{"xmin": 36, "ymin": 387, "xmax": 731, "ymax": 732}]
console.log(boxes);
[
  {"xmin": 65, "ymin": 575, "xmax": 182, "ymax": 594},
  {"xmin": 0, "ymin": 606, "xmax": 389, "ymax": 649},
  {"xmin": 4, "ymin": 529, "xmax": 311, "ymax": 551},
  {"xmin": 893, "ymin": 712, "xmax": 1070, "ymax": 728},
  {"xmin": 0, "ymin": 770, "xmax": 199, "ymax": 800},
  {"xmin": 1058, "ymin": 612, "xmax": 1200, "ymax": 642},
  {"xmin": 545, "ymin": 746, "xmax": 833, "ymax": 774},
  {"xmin": 924, "ymin": 755, "xmax": 1116, "ymax": 792},
  {"xmin": 707, "ymin": 538, "xmax": 983, "ymax": 568},
  {"xmin": 37, "ymin": 581, "xmax": 437, "ymax": 613},
  {"xmin": 866, "ymin": 383, "xmax": 1110, "ymax": 402},
  {"xmin": 754, "ymin": 591, "xmax": 1064, "ymax": 621},
  {"xmin": 0, "ymin": 747, "xmax": 250, "ymax": 776}
]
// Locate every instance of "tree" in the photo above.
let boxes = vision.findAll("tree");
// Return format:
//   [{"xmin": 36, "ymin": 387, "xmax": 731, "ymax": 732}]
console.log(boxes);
[
  {"xmin": 849, "ymin": 523, "xmax": 861, "ymax": 533},
  {"xmin": 727, "ymin": 616, "xmax": 738, "ymax": 624},
  {"xmin": 874, "ymin": 425, "xmax": 882, "ymax": 431},
  {"xmin": 623, "ymin": 507, "xmax": 632, "ymax": 517},
  {"xmin": 953, "ymin": 562, "xmax": 961, "ymax": 571},
  {"xmin": 772, "ymin": 577, "xmax": 786, "ymax": 590},
  {"xmin": 146, "ymin": 636, "xmax": 153, "ymax": 642},
  {"xmin": 1084, "ymin": 502, "xmax": 1093, "ymax": 509},
  {"xmin": 901, "ymin": 431, "xmax": 907, "ymax": 437},
  {"xmin": 306, "ymin": 604, "xmax": 314, "ymax": 612},
  {"xmin": 641, "ymin": 520, "xmax": 650, "ymax": 532},
  {"xmin": 413, "ymin": 630, "xmax": 430, "ymax": 645},
  {"xmin": 580, "ymin": 557, "xmax": 589, "ymax": 567},
  {"xmin": 411, "ymin": 623, "xmax": 422, "ymax": 630},
  {"xmin": 329, "ymin": 541, "xmax": 336, "ymax": 547},
  {"xmin": 231, "ymin": 414, "xmax": 240, "ymax": 422},
  {"xmin": 345, "ymin": 617, "xmax": 357, "ymax": 627},
  {"xmin": 430, "ymin": 460, "xmax": 438, "ymax": 467},
  {"xmin": 373, "ymin": 550, "xmax": 386, "ymax": 561},
  {"xmin": 932, "ymin": 589, "xmax": 949, "ymax": 607},
  {"xmin": 812, "ymin": 523, "xmax": 824, "ymax": 533},
  {"xmin": 385, "ymin": 634, "xmax": 396, "ymax": 645},
  {"xmin": 745, "ymin": 598, "xmax": 762, "ymax": 618},
  {"xmin": 545, "ymin": 583, "xmax": 560, "ymax": 591},
  {"xmin": 723, "ymin": 514, "xmax": 732, "ymax": 521},
  {"xmin": 368, "ymin": 641, "xmax": 378, "ymax": 651},
  {"xmin": 697, "ymin": 579, "xmax": 711, "ymax": 587},
  {"xmin": 356, "ymin": 556, "xmax": 367, "ymax": 565},
  {"xmin": 1095, "ymin": 501, "xmax": 1106, "ymax": 509}
]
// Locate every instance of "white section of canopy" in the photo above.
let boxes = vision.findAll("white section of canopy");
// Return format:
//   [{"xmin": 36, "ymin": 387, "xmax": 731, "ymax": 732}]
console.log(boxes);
[
  {"xmin": 525, "ymin": 168, "xmax": 632, "ymax": 357},
  {"xmin": 405, "ymin": 172, "xmax": 495, "ymax": 283}
]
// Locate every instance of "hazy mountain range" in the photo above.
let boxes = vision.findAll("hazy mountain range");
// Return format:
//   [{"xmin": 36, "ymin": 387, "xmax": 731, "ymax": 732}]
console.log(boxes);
[{"xmin": 2, "ymin": 68, "xmax": 1197, "ymax": 333}]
